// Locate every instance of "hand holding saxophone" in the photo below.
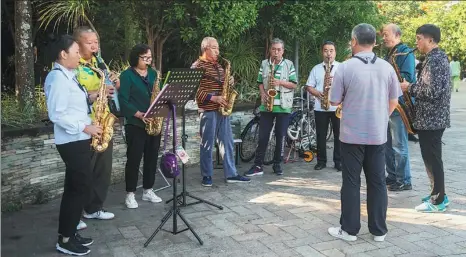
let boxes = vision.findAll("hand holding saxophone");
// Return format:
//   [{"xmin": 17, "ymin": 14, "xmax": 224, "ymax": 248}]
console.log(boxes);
[
  {"xmin": 212, "ymin": 95, "xmax": 228, "ymax": 107},
  {"xmin": 135, "ymin": 111, "xmax": 151, "ymax": 123},
  {"xmin": 84, "ymin": 125, "xmax": 103, "ymax": 137},
  {"xmin": 105, "ymin": 85, "xmax": 115, "ymax": 98},
  {"xmin": 400, "ymin": 78, "xmax": 409, "ymax": 92}
]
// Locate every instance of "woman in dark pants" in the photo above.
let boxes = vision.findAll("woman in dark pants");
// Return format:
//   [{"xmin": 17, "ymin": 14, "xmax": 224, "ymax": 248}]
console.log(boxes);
[
  {"xmin": 119, "ymin": 44, "xmax": 163, "ymax": 209},
  {"xmin": 44, "ymin": 35, "xmax": 102, "ymax": 256}
]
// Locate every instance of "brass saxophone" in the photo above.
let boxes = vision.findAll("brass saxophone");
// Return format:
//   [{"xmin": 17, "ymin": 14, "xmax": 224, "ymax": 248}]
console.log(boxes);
[
  {"xmin": 391, "ymin": 48, "xmax": 417, "ymax": 135},
  {"xmin": 266, "ymin": 57, "xmax": 277, "ymax": 112},
  {"xmin": 81, "ymin": 61, "xmax": 117, "ymax": 152},
  {"xmin": 219, "ymin": 57, "xmax": 238, "ymax": 116},
  {"xmin": 321, "ymin": 57, "xmax": 332, "ymax": 110},
  {"xmin": 145, "ymin": 69, "xmax": 164, "ymax": 135}
]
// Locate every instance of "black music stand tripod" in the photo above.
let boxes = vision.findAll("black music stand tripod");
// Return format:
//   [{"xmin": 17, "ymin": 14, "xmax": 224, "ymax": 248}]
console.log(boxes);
[
  {"xmin": 163, "ymin": 69, "xmax": 223, "ymax": 211},
  {"xmin": 142, "ymin": 69, "xmax": 215, "ymax": 247}
]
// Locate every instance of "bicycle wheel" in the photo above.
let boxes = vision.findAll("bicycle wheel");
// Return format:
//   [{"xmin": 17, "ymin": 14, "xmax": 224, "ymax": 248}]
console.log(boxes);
[
  {"xmin": 240, "ymin": 118, "xmax": 260, "ymax": 163},
  {"xmin": 263, "ymin": 130, "xmax": 276, "ymax": 165},
  {"xmin": 326, "ymin": 120, "xmax": 333, "ymax": 141}
]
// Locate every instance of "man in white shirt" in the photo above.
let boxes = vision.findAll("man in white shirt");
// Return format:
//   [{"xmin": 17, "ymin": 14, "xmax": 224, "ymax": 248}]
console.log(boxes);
[{"xmin": 305, "ymin": 41, "xmax": 341, "ymax": 171}]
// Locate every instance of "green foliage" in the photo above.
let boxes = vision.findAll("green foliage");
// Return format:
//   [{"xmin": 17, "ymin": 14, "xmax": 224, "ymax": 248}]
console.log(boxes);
[
  {"xmin": 377, "ymin": 1, "xmax": 466, "ymax": 62},
  {"xmin": 1, "ymin": 86, "xmax": 48, "ymax": 129},
  {"xmin": 189, "ymin": 0, "xmax": 262, "ymax": 45},
  {"xmin": 36, "ymin": 0, "xmax": 94, "ymax": 32}
]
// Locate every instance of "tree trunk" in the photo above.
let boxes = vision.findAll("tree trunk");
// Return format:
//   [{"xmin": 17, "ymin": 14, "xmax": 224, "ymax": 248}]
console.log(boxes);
[
  {"xmin": 155, "ymin": 39, "xmax": 163, "ymax": 72},
  {"xmin": 145, "ymin": 20, "xmax": 155, "ymax": 67},
  {"xmin": 15, "ymin": 0, "xmax": 35, "ymax": 108}
]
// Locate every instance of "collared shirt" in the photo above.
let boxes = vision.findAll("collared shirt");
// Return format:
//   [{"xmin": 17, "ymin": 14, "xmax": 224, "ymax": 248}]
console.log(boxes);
[
  {"xmin": 305, "ymin": 61, "xmax": 341, "ymax": 112},
  {"xmin": 44, "ymin": 63, "xmax": 92, "ymax": 145},
  {"xmin": 257, "ymin": 58, "xmax": 297, "ymax": 113},
  {"xmin": 330, "ymin": 51, "xmax": 402, "ymax": 145},
  {"xmin": 76, "ymin": 56, "xmax": 110, "ymax": 120},
  {"xmin": 409, "ymin": 48, "xmax": 451, "ymax": 130}
]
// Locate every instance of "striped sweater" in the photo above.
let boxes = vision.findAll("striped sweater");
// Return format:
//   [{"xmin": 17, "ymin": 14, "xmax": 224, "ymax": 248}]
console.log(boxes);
[{"xmin": 191, "ymin": 58, "xmax": 225, "ymax": 111}]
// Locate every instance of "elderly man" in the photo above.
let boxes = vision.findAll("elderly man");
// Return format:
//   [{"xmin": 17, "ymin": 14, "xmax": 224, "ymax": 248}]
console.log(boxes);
[
  {"xmin": 305, "ymin": 40, "xmax": 341, "ymax": 171},
  {"xmin": 381, "ymin": 23, "xmax": 416, "ymax": 191},
  {"xmin": 401, "ymin": 24, "xmax": 451, "ymax": 212},
  {"xmin": 73, "ymin": 27, "xmax": 117, "ymax": 227},
  {"xmin": 191, "ymin": 37, "xmax": 250, "ymax": 186},
  {"xmin": 328, "ymin": 23, "xmax": 401, "ymax": 242},
  {"xmin": 245, "ymin": 38, "xmax": 298, "ymax": 177}
]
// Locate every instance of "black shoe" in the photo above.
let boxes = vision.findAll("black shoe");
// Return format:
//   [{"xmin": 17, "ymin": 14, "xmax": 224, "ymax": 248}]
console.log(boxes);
[
  {"xmin": 273, "ymin": 163, "xmax": 283, "ymax": 175},
  {"xmin": 386, "ymin": 178, "xmax": 396, "ymax": 186},
  {"xmin": 56, "ymin": 235, "xmax": 90, "ymax": 256},
  {"xmin": 388, "ymin": 183, "xmax": 412, "ymax": 191},
  {"xmin": 314, "ymin": 163, "xmax": 326, "ymax": 170},
  {"xmin": 408, "ymin": 134, "xmax": 419, "ymax": 142},
  {"xmin": 74, "ymin": 233, "xmax": 93, "ymax": 246},
  {"xmin": 334, "ymin": 163, "xmax": 342, "ymax": 172}
]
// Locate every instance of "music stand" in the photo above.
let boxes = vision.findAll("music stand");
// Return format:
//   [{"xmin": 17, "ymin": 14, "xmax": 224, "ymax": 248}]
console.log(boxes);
[
  {"xmin": 162, "ymin": 69, "xmax": 223, "ymax": 211},
  {"xmin": 143, "ymin": 69, "xmax": 207, "ymax": 247}
]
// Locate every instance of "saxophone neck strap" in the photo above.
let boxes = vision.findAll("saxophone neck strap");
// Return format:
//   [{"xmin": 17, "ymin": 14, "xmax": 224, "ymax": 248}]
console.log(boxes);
[
  {"xmin": 130, "ymin": 67, "xmax": 152, "ymax": 95},
  {"xmin": 52, "ymin": 67, "xmax": 92, "ymax": 114},
  {"xmin": 352, "ymin": 53, "xmax": 377, "ymax": 64}
]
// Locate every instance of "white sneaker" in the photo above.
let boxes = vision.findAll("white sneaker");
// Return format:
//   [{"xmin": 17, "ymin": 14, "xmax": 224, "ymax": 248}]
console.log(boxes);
[
  {"xmin": 328, "ymin": 226, "xmax": 357, "ymax": 241},
  {"xmin": 77, "ymin": 220, "xmax": 87, "ymax": 230},
  {"xmin": 83, "ymin": 210, "xmax": 115, "ymax": 220},
  {"xmin": 125, "ymin": 193, "xmax": 138, "ymax": 209},
  {"xmin": 373, "ymin": 234, "xmax": 386, "ymax": 242},
  {"xmin": 142, "ymin": 189, "xmax": 162, "ymax": 203}
]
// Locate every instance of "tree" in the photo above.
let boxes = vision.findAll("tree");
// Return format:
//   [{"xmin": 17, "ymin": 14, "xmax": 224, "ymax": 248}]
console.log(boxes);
[
  {"xmin": 133, "ymin": 0, "xmax": 261, "ymax": 72},
  {"xmin": 15, "ymin": 0, "xmax": 35, "ymax": 108},
  {"xmin": 377, "ymin": 1, "xmax": 466, "ymax": 62}
]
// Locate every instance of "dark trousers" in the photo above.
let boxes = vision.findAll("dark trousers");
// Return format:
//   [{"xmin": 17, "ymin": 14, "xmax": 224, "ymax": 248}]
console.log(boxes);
[
  {"xmin": 340, "ymin": 142, "xmax": 387, "ymax": 236},
  {"xmin": 125, "ymin": 124, "xmax": 161, "ymax": 192},
  {"xmin": 56, "ymin": 139, "xmax": 93, "ymax": 237},
  {"xmin": 315, "ymin": 111, "xmax": 341, "ymax": 165},
  {"xmin": 418, "ymin": 129, "xmax": 445, "ymax": 205},
  {"xmin": 84, "ymin": 139, "xmax": 113, "ymax": 214},
  {"xmin": 385, "ymin": 123, "xmax": 396, "ymax": 182},
  {"xmin": 254, "ymin": 112, "xmax": 290, "ymax": 166}
]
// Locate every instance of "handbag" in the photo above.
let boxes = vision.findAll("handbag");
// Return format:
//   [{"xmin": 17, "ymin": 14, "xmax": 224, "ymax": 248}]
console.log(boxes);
[{"xmin": 160, "ymin": 106, "xmax": 180, "ymax": 178}]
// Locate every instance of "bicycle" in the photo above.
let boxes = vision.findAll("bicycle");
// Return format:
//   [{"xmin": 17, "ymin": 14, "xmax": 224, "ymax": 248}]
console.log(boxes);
[{"xmin": 285, "ymin": 87, "xmax": 317, "ymax": 163}]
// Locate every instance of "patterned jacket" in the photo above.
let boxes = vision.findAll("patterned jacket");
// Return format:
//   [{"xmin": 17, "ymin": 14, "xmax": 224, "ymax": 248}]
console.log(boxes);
[{"xmin": 409, "ymin": 48, "xmax": 451, "ymax": 130}]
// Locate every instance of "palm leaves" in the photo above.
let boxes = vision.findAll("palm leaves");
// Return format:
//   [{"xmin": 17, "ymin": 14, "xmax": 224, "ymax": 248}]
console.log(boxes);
[{"xmin": 36, "ymin": 0, "xmax": 95, "ymax": 32}]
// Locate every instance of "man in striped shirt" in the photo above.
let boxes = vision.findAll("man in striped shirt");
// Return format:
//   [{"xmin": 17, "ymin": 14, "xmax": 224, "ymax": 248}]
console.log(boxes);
[
  {"xmin": 191, "ymin": 37, "xmax": 250, "ymax": 186},
  {"xmin": 245, "ymin": 38, "xmax": 298, "ymax": 177}
]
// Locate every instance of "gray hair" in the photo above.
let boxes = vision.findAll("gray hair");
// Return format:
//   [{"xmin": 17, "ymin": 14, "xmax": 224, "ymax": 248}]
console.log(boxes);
[
  {"xmin": 200, "ymin": 37, "xmax": 217, "ymax": 53},
  {"xmin": 351, "ymin": 23, "xmax": 376, "ymax": 46},
  {"xmin": 386, "ymin": 23, "xmax": 402, "ymax": 37},
  {"xmin": 270, "ymin": 38, "xmax": 285, "ymax": 49},
  {"xmin": 73, "ymin": 26, "xmax": 96, "ymax": 41}
]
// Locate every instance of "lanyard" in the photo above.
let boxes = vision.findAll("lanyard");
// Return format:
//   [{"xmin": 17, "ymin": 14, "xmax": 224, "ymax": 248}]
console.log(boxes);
[{"xmin": 52, "ymin": 68, "xmax": 92, "ymax": 114}]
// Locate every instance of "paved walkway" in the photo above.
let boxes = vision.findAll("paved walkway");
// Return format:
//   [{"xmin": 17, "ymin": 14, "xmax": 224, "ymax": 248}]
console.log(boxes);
[{"xmin": 3, "ymin": 83, "xmax": 466, "ymax": 257}]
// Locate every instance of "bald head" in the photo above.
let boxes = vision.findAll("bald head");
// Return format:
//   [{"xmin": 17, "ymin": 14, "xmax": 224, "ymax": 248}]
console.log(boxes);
[
  {"xmin": 382, "ymin": 23, "xmax": 402, "ymax": 49},
  {"xmin": 73, "ymin": 26, "xmax": 98, "ymax": 60}
]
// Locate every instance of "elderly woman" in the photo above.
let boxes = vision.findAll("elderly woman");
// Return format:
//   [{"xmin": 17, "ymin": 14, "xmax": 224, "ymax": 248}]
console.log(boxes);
[{"xmin": 118, "ymin": 44, "xmax": 163, "ymax": 209}]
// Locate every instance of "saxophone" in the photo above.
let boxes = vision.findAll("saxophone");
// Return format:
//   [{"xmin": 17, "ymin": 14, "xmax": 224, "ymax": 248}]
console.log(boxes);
[
  {"xmin": 321, "ymin": 57, "xmax": 332, "ymax": 110},
  {"xmin": 219, "ymin": 57, "xmax": 238, "ymax": 116},
  {"xmin": 391, "ymin": 48, "xmax": 417, "ymax": 135},
  {"xmin": 266, "ymin": 57, "xmax": 277, "ymax": 112},
  {"xmin": 145, "ymin": 69, "xmax": 164, "ymax": 135},
  {"xmin": 81, "ymin": 61, "xmax": 117, "ymax": 152}
]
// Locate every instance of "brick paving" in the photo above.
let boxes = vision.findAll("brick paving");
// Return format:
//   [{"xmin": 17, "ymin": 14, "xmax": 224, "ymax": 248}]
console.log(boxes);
[{"xmin": 2, "ymin": 83, "xmax": 466, "ymax": 257}]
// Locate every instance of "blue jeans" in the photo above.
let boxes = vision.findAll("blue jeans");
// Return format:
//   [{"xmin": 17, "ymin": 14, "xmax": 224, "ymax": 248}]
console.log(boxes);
[
  {"xmin": 199, "ymin": 111, "xmax": 237, "ymax": 178},
  {"xmin": 385, "ymin": 111, "xmax": 411, "ymax": 184}
]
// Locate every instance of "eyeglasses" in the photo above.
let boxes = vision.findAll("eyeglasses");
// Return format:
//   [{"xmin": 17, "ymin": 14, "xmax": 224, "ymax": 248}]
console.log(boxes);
[{"xmin": 139, "ymin": 56, "xmax": 152, "ymax": 61}]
